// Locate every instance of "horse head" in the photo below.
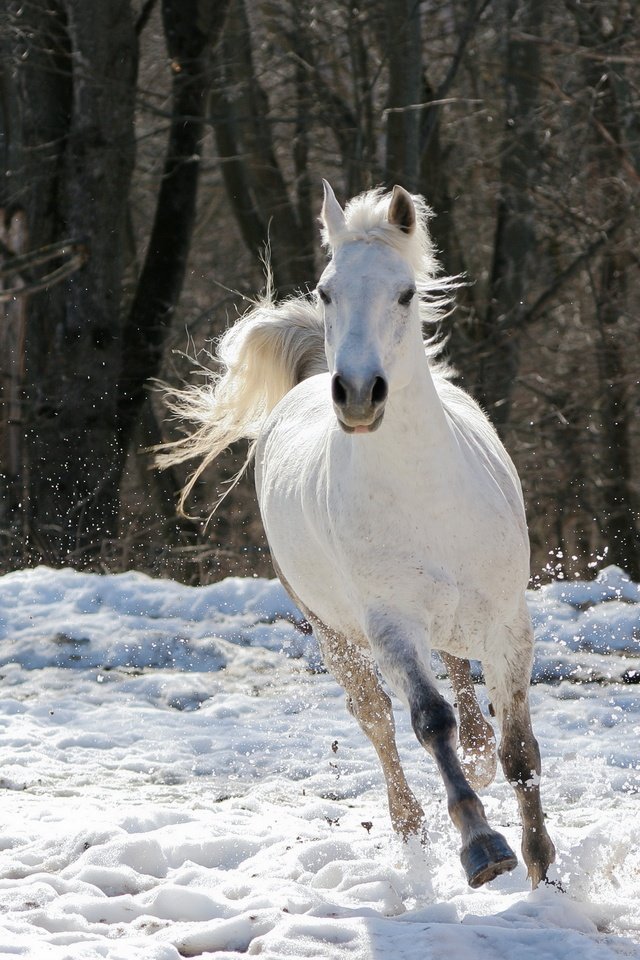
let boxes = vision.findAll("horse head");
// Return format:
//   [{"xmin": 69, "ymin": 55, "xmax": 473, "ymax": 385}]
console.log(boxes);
[{"xmin": 317, "ymin": 181, "xmax": 422, "ymax": 434}]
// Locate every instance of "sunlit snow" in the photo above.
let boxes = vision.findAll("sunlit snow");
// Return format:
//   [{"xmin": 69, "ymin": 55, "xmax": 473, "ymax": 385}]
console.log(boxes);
[{"xmin": 0, "ymin": 565, "xmax": 638, "ymax": 958}]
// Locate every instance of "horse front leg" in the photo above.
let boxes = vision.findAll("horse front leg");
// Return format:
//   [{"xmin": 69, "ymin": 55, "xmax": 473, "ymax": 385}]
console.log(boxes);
[
  {"xmin": 409, "ymin": 675, "xmax": 518, "ymax": 887},
  {"xmin": 484, "ymin": 631, "xmax": 556, "ymax": 888},
  {"xmin": 272, "ymin": 565, "xmax": 426, "ymax": 839},
  {"xmin": 367, "ymin": 616, "xmax": 517, "ymax": 888},
  {"xmin": 311, "ymin": 619, "xmax": 426, "ymax": 841},
  {"xmin": 440, "ymin": 652, "xmax": 497, "ymax": 791}
]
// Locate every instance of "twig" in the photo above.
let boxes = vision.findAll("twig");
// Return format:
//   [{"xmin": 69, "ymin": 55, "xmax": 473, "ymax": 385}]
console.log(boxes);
[
  {"xmin": 523, "ymin": 216, "xmax": 629, "ymax": 326},
  {"xmin": 0, "ymin": 239, "xmax": 88, "ymax": 301}
]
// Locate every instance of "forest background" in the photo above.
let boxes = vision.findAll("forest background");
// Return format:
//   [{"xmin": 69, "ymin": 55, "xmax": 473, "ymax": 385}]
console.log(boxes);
[{"xmin": 0, "ymin": 0, "xmax": 638, "ymax": 586}]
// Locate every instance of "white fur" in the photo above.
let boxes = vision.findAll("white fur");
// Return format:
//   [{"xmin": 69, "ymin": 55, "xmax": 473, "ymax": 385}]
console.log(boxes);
[
  {"xmin": 160, "ymin": 184, "xmax": 555, "ymax": 885},
  {"xmin": 161, "ymin": 184, "xmax": 530, "ymax": 677},
  {"xmin": 157, "ymin": 291, "xmax": 326, "ymax": 511}
]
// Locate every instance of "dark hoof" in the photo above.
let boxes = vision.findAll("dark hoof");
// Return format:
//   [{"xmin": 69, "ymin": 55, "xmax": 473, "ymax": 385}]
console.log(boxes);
[{"xmin": 461, "ymin": 832, "xmax": 518, "ymax": 889}]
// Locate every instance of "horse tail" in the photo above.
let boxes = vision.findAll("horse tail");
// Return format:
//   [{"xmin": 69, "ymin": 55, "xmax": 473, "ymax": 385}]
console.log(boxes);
[{"xmin": 156, "ymin": 291, "xmax": 327, "ymax": 513}]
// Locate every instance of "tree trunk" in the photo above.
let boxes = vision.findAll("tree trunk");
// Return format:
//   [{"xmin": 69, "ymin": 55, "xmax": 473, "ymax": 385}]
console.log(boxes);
[
  {"xmin": 1, "ymin": 0, "xmax": 137, "ymax": 566},
  {"xmin": 383, "ymin": 0, "xmax": 422, "ymax": 191},
  {"xmin": 0, "ymin": 209, "xmax": 28, "ymax": 563},
  {"xmin": 417, "ymin": 0, "xmax": 491, "ymax": 332},
  {"xmin": 572, "ymin": 0, "xmax": 640, "ymax": 579},
  {"xmin": 593, "ymin": 254, "xmax": 640, "ymax": 580},
  {"xmin": 118, "ymin": 0, "xmax": 230, "ymax": 454},
  {"xmin": 474, "ymin": 0, "xmax": 544, "ymax": 431},
  {"xmin": 211, "ymin": 0, "xmax": 315, "ymax": 294}
]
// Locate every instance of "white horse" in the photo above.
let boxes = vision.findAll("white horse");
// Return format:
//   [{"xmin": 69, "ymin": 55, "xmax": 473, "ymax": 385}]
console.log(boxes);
[{"xmin": 160, "ymin": 182, "xmax": 555, "ymax": 889}]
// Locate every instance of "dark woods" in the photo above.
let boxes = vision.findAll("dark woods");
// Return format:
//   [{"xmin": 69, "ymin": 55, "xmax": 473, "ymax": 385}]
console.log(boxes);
[{"xmin": 0, "ymin": 0, "xmax": 638, "ymax": 583}]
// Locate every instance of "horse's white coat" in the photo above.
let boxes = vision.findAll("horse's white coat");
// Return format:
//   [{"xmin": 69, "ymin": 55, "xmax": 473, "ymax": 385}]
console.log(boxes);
[
  {"xmin": 257, "ymin": 218, "xmax": 531, "ymax": 706},
  {"xmin": 162, "ymin": 182, "xmax": 555, "ymax": 887}
]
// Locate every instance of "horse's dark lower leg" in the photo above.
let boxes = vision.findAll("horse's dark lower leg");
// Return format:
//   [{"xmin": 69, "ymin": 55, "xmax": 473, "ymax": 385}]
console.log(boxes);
[
  {"xmin": 364, "ymin": 616, "xmax": 517, "ymax": 887},
  {"xmin": 495, "ymin": 688, "xmax": 556, "ymax": 887},
  {"xmin": 408, "ymin": 680, "xmax": 517, "ymax": 887},
  {"xmin": 441, "ymin": 652, "xmax": 497, "ymax": 791}
]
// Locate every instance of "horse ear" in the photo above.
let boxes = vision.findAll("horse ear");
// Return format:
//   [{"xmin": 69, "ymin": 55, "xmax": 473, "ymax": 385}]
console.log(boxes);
[
  {"xmin": 388, "ymin": 185, "xmax": 416, "ymax": 234},
  {"xmin": 321, "ymin": 180, "xmax": 346, "ymax": 243}
]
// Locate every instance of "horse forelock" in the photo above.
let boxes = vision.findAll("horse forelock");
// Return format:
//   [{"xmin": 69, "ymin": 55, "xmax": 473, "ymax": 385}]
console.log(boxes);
[
  {"xmin": 321, "ymin": 187, "xmax": 456, "ymax": 362},
  {"xmin": 322, "ymin": 187, "xmax": 438, "ymax": 281}
]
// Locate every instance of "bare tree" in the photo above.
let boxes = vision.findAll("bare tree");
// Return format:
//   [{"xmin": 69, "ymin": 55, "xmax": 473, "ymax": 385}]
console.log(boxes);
[
  {"xmin": 118, "ymin": 0, "xmax": 231, "ymax": 452},
  {"xmin": 570, "ymin": 0, "xmax": 640, "ymax": 578},
  {"xmin": 1, "ymin": 0, "xmax": 137, "ymax": 565},
  {"xmin": 0, "ymin": 0, "xmax": 229, "ymax": 568},
  {"xmin": 473, "ymin": 0, "xmax": 545, "ymax": 430},
  {"xmin": 210, "ymin": 0, "xmax": 315, "ymax": 293},
  {"xmin": 1, "ymin": 0, "xmax": 638, "ymax": 581},
  {"xmin": 384, "ymin": 0, "xmax": 423, "ymax": 191}
]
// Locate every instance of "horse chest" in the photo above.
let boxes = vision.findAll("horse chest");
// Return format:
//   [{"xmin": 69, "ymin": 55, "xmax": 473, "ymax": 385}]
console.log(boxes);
[
  {"xmin": 324, "ymin": 450, "xmax": 515, "ymax": 579},
  {"xmin": 258, "ymin": 386, "xmax": 527, "ymax": 646}
]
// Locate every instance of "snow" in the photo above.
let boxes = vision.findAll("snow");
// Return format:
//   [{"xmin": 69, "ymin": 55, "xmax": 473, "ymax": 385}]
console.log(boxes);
[{"xmin": 0, "ymin": 564, "xmax": 638, "ymax": 959}]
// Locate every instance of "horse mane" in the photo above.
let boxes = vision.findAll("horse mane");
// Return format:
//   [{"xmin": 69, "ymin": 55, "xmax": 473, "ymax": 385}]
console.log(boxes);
[
  {"xmin": 157, "ymin": 187, "xmax": 455, "ymax": 514},
  {"xmin": 156, "ymin": 285, "xmax": 326, "ymax": 513},
  {"xmin": 321, "ymin": 186, "xmax": 454, "ymax": 322}
]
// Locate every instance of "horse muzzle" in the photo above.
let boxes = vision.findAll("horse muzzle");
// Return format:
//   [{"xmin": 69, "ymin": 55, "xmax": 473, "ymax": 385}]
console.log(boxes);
[{"xmin": 331, "ymin": 372, "xmax": 388, "ymax": 434}]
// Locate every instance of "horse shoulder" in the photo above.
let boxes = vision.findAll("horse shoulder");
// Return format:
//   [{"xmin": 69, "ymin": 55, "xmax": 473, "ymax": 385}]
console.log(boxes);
[{"xmin": 438, "ymin": 379, "xmax": 527, "ymax": 526}]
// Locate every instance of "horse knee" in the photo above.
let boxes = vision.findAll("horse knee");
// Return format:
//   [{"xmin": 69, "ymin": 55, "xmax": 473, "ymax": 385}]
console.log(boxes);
[
  {"xmin": 499, "ymin": 729, "xmax": 541, "ymax": 787},
  {"xmin": 410, "ymin": 693, "xmax": 457, "ymax": 752}
]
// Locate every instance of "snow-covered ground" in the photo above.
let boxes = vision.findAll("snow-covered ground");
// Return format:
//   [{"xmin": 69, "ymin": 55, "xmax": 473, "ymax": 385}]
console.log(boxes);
[{"xmin": 0, "ymin": 564, "xmax": 638, "ymax": 959}]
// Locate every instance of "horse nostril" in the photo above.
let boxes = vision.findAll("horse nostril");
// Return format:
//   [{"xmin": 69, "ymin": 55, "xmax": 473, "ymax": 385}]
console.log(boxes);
[
  {"xmin": 371, "ymin": 376, "xmax": 388, "ymax": 406},
  {"xmin": 331, "ymin": 374, "xmax": 348, "ymax": 406}
]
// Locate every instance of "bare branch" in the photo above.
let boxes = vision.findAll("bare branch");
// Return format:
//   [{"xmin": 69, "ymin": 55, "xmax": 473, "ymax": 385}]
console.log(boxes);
[
  {"xmin": 420, "ymin": 0, "xmax": 493, "ymax": 154},
  {"xmin": 136, "ymin": 0, "xmax": 159, "ymax": 35},
  {"xmin": 384, "ymin": 98, "xmax": 483, "ymax": 116},
  {"xmin": 523, "ymin": 216, "xmax": 630, "ymax": 326},
  {"xmin": 512, "ymin": 31, "xmax": 640, "ymax": 64},
  {"xmin": 0, "ymin": 238, "xmax": 87, "ymax": 280},
  {"xmin": 0, "ymin": 254, "xmax": 87, "ymax": 301}
]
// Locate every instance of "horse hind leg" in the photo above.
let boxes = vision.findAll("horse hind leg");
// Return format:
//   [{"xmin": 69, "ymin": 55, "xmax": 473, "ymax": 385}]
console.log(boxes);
[
  {"xmin": 441, "ymin": 652, "xmax": 497, "ymax": 791},
  {"xmin": 311, "ymin": 620, "xmax": 426, "ymax": 841},
  {"xmin": 484, "ymin": 651, "xmax": 556, "ymax": 888}
]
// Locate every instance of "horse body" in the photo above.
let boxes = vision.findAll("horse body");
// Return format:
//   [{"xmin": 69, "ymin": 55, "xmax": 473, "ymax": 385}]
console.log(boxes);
[
  {"xmin": 161, "ymin": 181, "xmax": 555, "ymax": 889},
  {"xmin": 257, "ymin": 353, "xmax": 529, "ymax": 669}
]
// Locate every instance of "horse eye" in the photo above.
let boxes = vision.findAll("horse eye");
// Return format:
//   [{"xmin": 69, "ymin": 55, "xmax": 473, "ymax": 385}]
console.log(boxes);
[
  {"xmin": 398, "ymin": 288, "xmax": 415, "ymax": 306},
  {"xmin": 317, "ymin": 287, "xmax": 332, "ymax": 305}
]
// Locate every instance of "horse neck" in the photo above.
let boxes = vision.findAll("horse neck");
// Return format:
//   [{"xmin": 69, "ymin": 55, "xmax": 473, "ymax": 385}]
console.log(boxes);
[
  {"xmin": 342, "ymin": 344, "xmax": 458, "ymax": 483},
  {"xmin": 386, "ymin": 347, "xmax": 453, "ymax": 450}
]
